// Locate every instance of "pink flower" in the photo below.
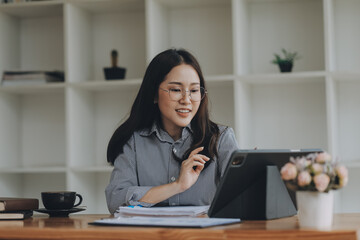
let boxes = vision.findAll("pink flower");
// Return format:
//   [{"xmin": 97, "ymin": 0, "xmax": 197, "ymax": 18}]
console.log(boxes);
[
  {"xmin": 297, "ymin": 171, "xmax": 311, "ymax": 187},
  {"xmin": 311, "ymin": 163, "xmax": 323, "ymax": 174},
  {"xmin": 340, "ymin": 177, "xmax": 348, "ymax": 187},
  {"xmin": 292, "ymin": 156, "xmax": 309, "ymax": 170},
  {"xmin": 336, "ymin": 165, "xmax": 349, "ymax": 187},
  {"xmin": 313, "ymin": 173, "xmax": 330, "ymax": 192},
  {"xmin": 283, "ymin": 152, "xmax": 349, "ymax": 192},
  {"xmin": 281, "ymin": 163, "xmax": 297, "ymax": 180},
  {"xmin": 336, "ymin": 165, "xmax": 348, "ymax": 179},
  {"xmin": 315, "ymin": 152, "xmax": 331, "ymax": 163}
]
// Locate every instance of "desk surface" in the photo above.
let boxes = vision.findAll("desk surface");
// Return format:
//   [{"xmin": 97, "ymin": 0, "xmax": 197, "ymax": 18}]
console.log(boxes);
[{"xmin": 0, "ymin": 213, "xmax": 359, "ymax": 240}]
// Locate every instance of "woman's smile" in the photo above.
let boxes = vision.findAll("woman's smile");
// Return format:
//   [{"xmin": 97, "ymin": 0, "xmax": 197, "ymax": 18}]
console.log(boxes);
[{"xmin": 176, "ymin": 108, "xmax": 192, "ymax": 117}]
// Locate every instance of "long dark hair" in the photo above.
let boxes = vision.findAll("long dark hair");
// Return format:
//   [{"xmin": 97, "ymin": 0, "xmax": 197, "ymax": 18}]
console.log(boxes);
[{"xmin": 107, "ymin": 48, "xmax": 220, "ymax": 165}]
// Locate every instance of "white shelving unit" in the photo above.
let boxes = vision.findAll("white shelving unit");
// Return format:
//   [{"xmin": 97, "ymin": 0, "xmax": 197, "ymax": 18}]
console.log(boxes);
[{"xmin": 0, "ymin": 0, "xmax": 359, "ymax": 214}]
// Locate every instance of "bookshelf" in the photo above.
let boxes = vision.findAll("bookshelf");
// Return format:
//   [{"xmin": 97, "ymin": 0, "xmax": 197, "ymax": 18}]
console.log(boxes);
[{"xmin": 0, "ymin": 0, "xmax": 359, "ymax": 214}]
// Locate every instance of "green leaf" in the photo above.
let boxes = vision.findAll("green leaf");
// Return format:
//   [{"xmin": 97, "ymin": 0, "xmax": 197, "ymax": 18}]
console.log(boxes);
[{"xmin": 271, "ymin": 48, "xmax": 300, "ymax": 65}]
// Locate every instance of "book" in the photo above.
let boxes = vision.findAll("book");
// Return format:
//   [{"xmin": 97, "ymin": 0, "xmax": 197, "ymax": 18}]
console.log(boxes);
[
  {"xmin": 1, "ymin": 70, "xmax": 64, "ymax": 86},
  {"xmin": 90, "ymin": 216, "xmax": 241, "ymax": 228},
  {"xmin": 115, "ymin": 205, "xmax": 210, "ymax": 217},
  {"xmin": 0, "ymin": 210, "xmax": 33, "ymax": 220},
  {"xmin": 0, "ymin": 220, "xmax": 24, "ymax": 227},
  {"xmin": 0, "ymin": 198, "xmax": 39, "ymax": 212}
]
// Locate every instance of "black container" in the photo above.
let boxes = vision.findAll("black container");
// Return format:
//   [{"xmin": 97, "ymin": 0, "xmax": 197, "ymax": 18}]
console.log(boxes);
[
  {"xmin": 41, "ymin": 191, "xmax": 82, "ymax": 210},
  {"xmin": 104, "ymin": 49, "xmax": 126, "ymax": 80},
  {"xmin": 104, "ymin": 67, "xmax": 126, "ymax": 80},
  {"xmin": 278, "ymin": 62, "xmax": 293, "ymax": 72}
]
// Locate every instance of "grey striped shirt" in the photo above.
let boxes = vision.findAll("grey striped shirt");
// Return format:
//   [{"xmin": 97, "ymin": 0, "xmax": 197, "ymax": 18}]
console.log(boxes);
[{"xmin": 105, "ymin": 123, "xmax": 239, "ymax": 214}]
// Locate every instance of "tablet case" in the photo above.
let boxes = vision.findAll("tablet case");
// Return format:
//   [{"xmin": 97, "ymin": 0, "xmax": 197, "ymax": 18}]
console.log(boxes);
[{"xmin": 208, "ymin": 149, "xmax": 322, "ymax": 220}]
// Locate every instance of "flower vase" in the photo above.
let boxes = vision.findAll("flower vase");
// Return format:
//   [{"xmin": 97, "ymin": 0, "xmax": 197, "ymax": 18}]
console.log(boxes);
[{"xmin": 296, "ymin": 191, "xmax": 334, "ymax": 229}]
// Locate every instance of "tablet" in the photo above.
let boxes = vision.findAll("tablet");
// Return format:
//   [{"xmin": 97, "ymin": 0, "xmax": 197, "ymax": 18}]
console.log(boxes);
[{"xmin": 208, "ymin": 149, "xmax": 322, "ymax": 220}]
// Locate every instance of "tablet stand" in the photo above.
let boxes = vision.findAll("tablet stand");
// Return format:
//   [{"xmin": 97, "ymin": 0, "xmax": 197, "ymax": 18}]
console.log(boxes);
[{"xmin": 212, "ymin": 165, "xmax": 297, "ymax": 220}]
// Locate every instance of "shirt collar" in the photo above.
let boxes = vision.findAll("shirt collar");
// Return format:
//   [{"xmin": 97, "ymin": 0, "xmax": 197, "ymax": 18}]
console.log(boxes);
[{"xmin": 139, "ymin": 122, "xmax": 193, "ymax": 143}]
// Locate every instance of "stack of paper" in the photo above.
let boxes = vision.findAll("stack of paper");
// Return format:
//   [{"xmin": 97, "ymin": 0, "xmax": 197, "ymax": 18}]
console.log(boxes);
[
  {"xmin": 115, "ymin": 205, "xmax": 210, "ymax": 217},
  {"xmin": 91, "ymin": 216, "xmax": 241, "ymax": 228},
  {"xmin": 90, "ymin": 206, "xmax": 241, "ymax": 228}
]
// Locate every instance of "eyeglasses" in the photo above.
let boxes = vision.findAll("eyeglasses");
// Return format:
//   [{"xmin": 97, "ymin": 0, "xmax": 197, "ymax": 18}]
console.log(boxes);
[{"xmin": 159, "ymin": 87, "xmax": 207, "ymax": 102}]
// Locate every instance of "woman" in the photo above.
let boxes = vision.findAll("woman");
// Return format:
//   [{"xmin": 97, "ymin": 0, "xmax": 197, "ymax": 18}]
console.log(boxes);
[{"xmin": 105, "ymin": 48, "xmax": 239, "ymax": 213}]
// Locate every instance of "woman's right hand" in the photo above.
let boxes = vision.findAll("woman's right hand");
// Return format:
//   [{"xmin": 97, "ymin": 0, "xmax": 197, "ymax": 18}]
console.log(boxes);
[{"xmin": 175, "ymin": 147, "xmax": 210, "ymax": 192}]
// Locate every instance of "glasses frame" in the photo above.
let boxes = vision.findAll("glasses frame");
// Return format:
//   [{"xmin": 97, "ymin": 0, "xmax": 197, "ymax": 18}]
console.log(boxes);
[{"xmin": 159, "ymin": 86, "xmax": 207, "ymax": 102}]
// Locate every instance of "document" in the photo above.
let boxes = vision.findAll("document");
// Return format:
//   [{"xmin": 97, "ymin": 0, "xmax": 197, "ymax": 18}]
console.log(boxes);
[
  {"xmin": 115, "ymin": 205, "xmax": 210, "ymax": 217},
  {"xmin": 91, "ymin": 216, "xmax": 241, "ymax": 228}
]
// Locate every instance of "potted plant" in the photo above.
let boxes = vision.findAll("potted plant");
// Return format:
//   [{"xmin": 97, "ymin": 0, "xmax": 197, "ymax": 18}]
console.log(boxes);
[
  {"xmin": 271, "ymin": 48, "xmax": 300, "ymax": 72},
  {"xmin": 280, "ymin": 152, "xmax": 348, "ymax": 229}
]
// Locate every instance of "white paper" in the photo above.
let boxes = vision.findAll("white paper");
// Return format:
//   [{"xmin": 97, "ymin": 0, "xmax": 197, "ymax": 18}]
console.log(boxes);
[
  {"xmin": 92, "ymin": 216, "xmax": 241, "ymax": 228},
  {"xmin": 115, "ymin": 205, "xmax": 210, "ymax": 217}
]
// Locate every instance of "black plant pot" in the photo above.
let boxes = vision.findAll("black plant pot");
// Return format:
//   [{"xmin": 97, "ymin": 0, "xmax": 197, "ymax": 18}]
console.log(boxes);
[{"xmin": 278, "ymin": 62, "xmax": 293, "ymax": 73}]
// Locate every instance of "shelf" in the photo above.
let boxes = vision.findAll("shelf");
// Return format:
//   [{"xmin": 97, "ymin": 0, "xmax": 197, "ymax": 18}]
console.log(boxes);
[
  {"xmin": 0, "ymin": 2, "xmax": 64, "ymax": 77},
  {"xmin": 69, "ymin": 79, "xmax": 142, "ymax": 92},
  {"xmin": 234, "ymin": 0, "xmax": 325, "ymax": 74},
  {"xmin": 240, "ymin": 78, "xmax": 328, "ymax": 150},
  {"xmin": 70, "ymin": 166, "xmax": 113, "ymax": 173},
  {"xmin": 65, "ymin": 0, "xmax": 146, "ymax": 82},
  {"xmin": 0, "ymin": 167, "xmax": 67, "ymax": 174},
  {"xmin": 205, "ymin": 75, "xmax": 235, "ymax": 87},
  {"xmin": 154, "ymin": 0, "xmax": 230, "ymax": 9},
  {"xmin": 69, "ymin": 0, "xmax": 144, "ymax": 14},
  {"xmin": 147, "ymin": 0, "xmax": 233, "ymax": 75},
  {"xmin": 336, "ymin": 80, "xmax": 360, "ymax": 163},
  {"xmin": 239, "ymin": 71, "xmax": 327, "ymax": 84},
  {"xmin": 332, "ymin": 71, "xmax": 360, "ymax": 82},
  {"xmin": 333, "ymin": 0, "xmax": 360, "ymax": 72},
  {"xmin": 206, "ymin": 74, "xmax": 235, "ymax": 81},
  {"xmin": 0, "ymin": 0, "xmax": 63, "ymax": 18},
  {"xmin": 66, "ymin": 86, "xmax": 136, "ymax": 168},
  {"xmin": 0, "ymin": 91, "xmax": 66, "ymax": 169},
  {"xmin": 0, "ymin": 83, "xmax": 66, "ymax": 94}
]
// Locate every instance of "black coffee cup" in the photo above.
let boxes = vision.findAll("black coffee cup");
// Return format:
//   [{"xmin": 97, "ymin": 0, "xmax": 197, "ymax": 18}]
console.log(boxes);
[{"xmin": 41, "ymin": 191, "xmax": 83, "ymax": 210}]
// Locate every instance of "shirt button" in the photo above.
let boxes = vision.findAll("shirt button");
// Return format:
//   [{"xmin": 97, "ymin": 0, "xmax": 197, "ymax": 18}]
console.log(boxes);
[
  {"xmin": 170, "ymin": 176, "xmax": 176, "ymax": 182},
  {"xmin": 173, "ymin": 148, "xmax": 177, "ymax": 153}
]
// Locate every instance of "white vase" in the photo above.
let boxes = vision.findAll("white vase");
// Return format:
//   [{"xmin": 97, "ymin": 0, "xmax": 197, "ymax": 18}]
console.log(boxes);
[{"xmin": 296, "ymin": 191, "xmax": 334, "ymax": 229}]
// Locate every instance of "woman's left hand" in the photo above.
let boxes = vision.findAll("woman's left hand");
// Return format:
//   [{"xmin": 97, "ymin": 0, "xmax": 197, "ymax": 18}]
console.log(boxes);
[
  {"xmin": 175, "ymin": 147, "xmax": 210, "ymax": 192},
  {"xmin": 138, "ymin": 147, "xmax": 209, "ymax": 205}
]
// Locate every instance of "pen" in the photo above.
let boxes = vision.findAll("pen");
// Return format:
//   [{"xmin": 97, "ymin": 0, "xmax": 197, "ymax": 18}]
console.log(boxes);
[{"xmin": 128, "ymin": 205, "xmax": 143, "ymax": 208}]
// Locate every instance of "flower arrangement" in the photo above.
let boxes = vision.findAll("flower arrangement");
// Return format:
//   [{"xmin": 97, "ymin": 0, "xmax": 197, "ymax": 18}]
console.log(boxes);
[{"xmin": 280, "ymin": 152, "xmax": 348, "ymax": 192}]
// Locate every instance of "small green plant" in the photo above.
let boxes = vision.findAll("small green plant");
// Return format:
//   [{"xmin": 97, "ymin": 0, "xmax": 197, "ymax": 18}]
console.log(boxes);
[{"xmin": 271, "ymin": 48, "xmax": 300, "ymax": 72}]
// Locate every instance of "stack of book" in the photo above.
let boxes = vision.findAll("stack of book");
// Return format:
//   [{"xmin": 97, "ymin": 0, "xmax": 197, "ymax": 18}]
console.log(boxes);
[
  {"xmin": 1, "ymin": 70, "xmax": 65, "ymax": 86},
  {"xmin": 0, "ymin": 197, "xmax": 39, "ymax": 220}
]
